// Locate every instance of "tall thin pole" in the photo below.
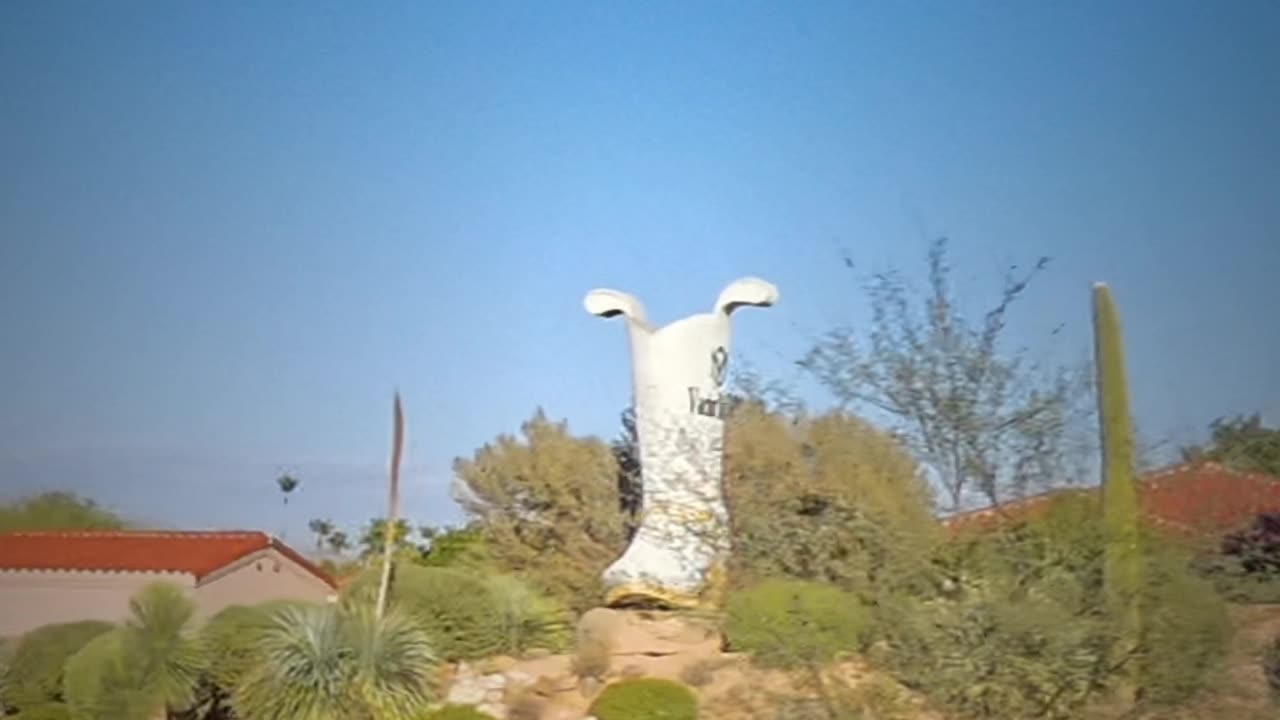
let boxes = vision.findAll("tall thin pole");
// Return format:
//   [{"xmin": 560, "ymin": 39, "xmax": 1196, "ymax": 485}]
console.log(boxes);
[{"xmin": 375, "ymin": 391, "xmax": 405, "ymax": 620}]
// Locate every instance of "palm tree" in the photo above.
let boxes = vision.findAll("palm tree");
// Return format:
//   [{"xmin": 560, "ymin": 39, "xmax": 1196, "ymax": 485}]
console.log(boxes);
[
  {"xmin": 230, "ymin": 602, "xmax": 436, "ymax": 720},
  {"xmin": 358, "ymin": 518, "xmax": 413, "ymax": 560},
  {"xmin": 327, "ymin": 530, "xmax": 351, "ymax": 556},
  {"xmin": 308, "ymin": 518, "xmax": 335, "ymax": 550},
  {"xmin": 276, "ymin": 475, "xmax": 300, "ymax": 506}
]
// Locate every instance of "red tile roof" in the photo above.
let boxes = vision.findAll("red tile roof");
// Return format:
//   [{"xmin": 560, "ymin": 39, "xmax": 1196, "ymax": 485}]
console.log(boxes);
[
  {"xmin": 0, "ymin": 530, "xmax": 336, "ymax": 588},
  {"xmin": 943, "ymin": 462, "xmax": 1280, "ymax": 536}
]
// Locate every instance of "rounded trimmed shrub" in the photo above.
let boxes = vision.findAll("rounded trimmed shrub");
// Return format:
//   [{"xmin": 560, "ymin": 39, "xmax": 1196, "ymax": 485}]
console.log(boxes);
[
  {"xmin": 724, "ymin": 578, "xmax": 866, "ymax": 668},
  {"xmin": 3, "ymin": 620, "xmax": 114, "ymax": 712},
  {"xmin": 420, "ymin": 704, "xmax": 500, "ymax": 720},
  {"xmin": 589, "ymin": 678, "xmax": 699, "ymax": 720}
]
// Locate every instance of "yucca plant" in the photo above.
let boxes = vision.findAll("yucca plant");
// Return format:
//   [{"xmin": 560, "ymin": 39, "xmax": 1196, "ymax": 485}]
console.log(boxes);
[
  {"xmin": 230, "ymin": 601, "xmax": 437, "ymax": 720},
  {"xmin": 63, "ymin": 582, "xmax": 205, "ymax": 720}
]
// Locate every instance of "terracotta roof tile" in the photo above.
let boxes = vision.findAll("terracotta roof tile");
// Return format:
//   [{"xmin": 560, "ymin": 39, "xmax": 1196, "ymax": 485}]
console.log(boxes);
[
  {"xmin": 942, "ymin": 462, "xmax": 1280, "ymax": 536},
  {"xmin": 0, "ymin": 530, "xmax": 336, "ymax": 588}
]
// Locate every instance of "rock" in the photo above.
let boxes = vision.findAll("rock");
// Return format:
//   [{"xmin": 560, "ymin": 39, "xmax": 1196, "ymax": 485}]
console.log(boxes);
[
  {"xmin": 578, "ymin": 675, "xmax": 602, "ymax": 698},
  {"xmin": 528, "ymin": 674, "xmax": 578, "ymax": 697},
  {"xmin": 482, "ymin": 655, "xmax": 520, "ymax": 674},
  {"xmin": 484, "ymin": 673, "xmax": 508, "ymax": 691},
  {"xmin": 577, "ymin": 608, "xmax": 722, "ymax": 658},
  {"xmin": 525, "ymin": 647, "xmax": 553, "ymax": 659},
  {"xmin": 507, "ymin": 670, "xmax": 534, "ymax": 687},
  {"xmin": 540, "ymin": 704, "xmax": 586, "ymax": 720},
  {"xmin": 446, "ymin": 678, "xmax": 487, "ymax": 706},
  {"xmin": 619, "ymin": 664, "xmax": 645, "ymax": 679}
]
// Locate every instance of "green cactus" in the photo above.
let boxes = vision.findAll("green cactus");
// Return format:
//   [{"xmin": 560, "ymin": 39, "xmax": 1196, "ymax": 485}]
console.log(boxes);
[{"xmin": 1092, "ymin": 282, "xmax": 1143, "ymax": 702}]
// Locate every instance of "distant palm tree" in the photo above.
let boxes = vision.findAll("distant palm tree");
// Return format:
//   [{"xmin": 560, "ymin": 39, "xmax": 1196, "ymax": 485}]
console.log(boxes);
[
  {"xmin": 276, "ymin": 475, "xmax": 300, "ymax": 506},
  {"xmin": 327, "ymin": 530, "xmax": 351, "ymax": 556},
  {"xmin": 307, "ymin": 518, "xmax": 334, "ymax": 550},
  {"xmin": 231, "ymin": 602, "xmax": 436, "ymax": 720}
]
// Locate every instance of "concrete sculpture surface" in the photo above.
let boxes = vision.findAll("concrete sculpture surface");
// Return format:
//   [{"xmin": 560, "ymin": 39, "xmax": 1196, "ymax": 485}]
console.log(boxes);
[{"xmin": 585, "ymin": 278, "xmax": 779, "ymax": 608}]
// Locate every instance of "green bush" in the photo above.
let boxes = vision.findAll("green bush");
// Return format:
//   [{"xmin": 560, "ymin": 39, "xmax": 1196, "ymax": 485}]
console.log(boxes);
[
  {"xmin": 724, "ymin": 578, "xmax": 866, "ymax": 669},
  {"xmin": 865, "ymin": 495, "xmax": 1232, "ymax": 720},
  {"xmin": 1139, "ymin": 540, "xmax": 1232, "ymax": 706},
  {"xmin": 419, "ymin": 705, "xmax": 501, "ymax": 720},
  {"xmin": 343, "ymin": 565, "xmax": 569, "ymax": 660},
  {"xmin": 2, "ymin": 620, "xmax": 113, "ymax": 713},
  {"xmin": 589, "ymin": 678, "xmax": 698, "ymax": 720}
]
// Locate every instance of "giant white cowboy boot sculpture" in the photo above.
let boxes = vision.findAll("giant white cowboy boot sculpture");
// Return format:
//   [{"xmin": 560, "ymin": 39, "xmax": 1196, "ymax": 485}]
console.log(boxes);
[{"xmin": 585, "ymin": 277, "xmax": 778, "ymax": 609}]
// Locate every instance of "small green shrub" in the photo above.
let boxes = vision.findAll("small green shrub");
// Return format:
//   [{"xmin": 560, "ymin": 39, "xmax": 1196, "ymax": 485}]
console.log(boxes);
[
  {"xmin": 3, "ymin": 620, "xmax": 114, "ymax": 712},
  {"xmin": 420, "ymin": 704, "xmax": 501, "ymax": 720},
  {"xmin": 589, "ymin": 678, "xmax": 698, "ymax": 720},
  {"xmin": 724, "ymin": 578, "xmax": 865, "ymax": 669},
  {"xmin": 343, "ymin": 565, "xmax": 568, "ymax": 661},
  {"xmin": 1139, "ymin": 542, "xmax": 1232, "ymax": 706}
]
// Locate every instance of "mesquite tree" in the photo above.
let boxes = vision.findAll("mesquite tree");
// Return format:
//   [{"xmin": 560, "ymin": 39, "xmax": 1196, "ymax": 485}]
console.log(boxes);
[{"xmin": 801, "ymin": 238, "xmax": 1087, "ymax": 512}]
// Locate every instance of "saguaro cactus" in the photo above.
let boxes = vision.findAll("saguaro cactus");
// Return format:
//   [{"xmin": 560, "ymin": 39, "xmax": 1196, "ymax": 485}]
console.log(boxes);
[{"xmin": 1092, "ymin": 282, "xmax": 1143, "ymax": 699}]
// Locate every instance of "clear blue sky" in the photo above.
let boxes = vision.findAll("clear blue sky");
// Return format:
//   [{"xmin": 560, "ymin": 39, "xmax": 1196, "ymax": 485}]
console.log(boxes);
[{"xmin": 2, "ymin": 1, "xmax": 1276, "ymax": 543}]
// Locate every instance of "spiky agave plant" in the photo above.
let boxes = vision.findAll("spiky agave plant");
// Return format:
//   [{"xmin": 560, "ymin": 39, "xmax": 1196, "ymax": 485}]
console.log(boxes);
[{"xmin": 231, "ymin": 602, "xmax": 437, "ymax": 720}]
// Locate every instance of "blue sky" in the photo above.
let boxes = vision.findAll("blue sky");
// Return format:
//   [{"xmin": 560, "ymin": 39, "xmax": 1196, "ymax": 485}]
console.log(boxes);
[{"xmin": 2, "ymin": 1, "xmax": 1277, "ymax": 543}]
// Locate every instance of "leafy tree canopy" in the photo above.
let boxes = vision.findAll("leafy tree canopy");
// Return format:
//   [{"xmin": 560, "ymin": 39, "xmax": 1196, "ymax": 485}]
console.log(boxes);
[
  {"xmin": 800, "ymin": 238, "xmax": 1090, "ymax": 511},
  {"xmin": 1182, "ymin": 413, "xmax": 1280, "ymax": 477},
  {"xmin": 452, "ymin": 409, "xmax": 626, "ymax": 611},
  {"xmin": 0, "ymin": 492, "xmax": 127, "ymax": 532},
  {"xmin": 725, "ymin": 401, "xmax": 939, "ymax": 598}
]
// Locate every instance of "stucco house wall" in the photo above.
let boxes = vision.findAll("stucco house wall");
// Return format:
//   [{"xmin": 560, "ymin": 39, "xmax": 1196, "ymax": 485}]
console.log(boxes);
[
  {"xmin": 0, "ymin": 569, "xmax": 195, "ymax": 638},
  {"xmin": 194, "ymin": 546, "xmax": 336, "ymax": 618},
  {"xmin": 0, "ymin": 531, "xmax": 338, "ymax": 639}
]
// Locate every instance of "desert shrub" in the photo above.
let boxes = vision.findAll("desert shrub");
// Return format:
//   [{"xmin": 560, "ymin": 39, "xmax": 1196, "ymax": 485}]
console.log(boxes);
[
  {"xmin": 1, "ymin": 620, "xmax": 113, "ymax": 714},
  {"xmin": 452, "ymin": 411, "xmax": 628, "ymax": 612},
  {"xmin": 726, "ymin": 407, "xmax": 938, "ymax": 600},
  {"xmin": 63, "ymin": 628, "xmax": 155, "ymax": 720},
  {"xmin": 724, "ymin": 578, "xmax": 866, "ymax": 669},
  {"xmin": 1262, "ymin": 635, "xmax": 1280, "ymax": 698},
  {"xmin": 589, "ymin": 678, "xmax": 698, "ymax": 720},
  {"xmin": 344, "ymin": 564, "xmax": 565, "ymax": 660},
  {"xmin": 485, "ymin": 573, "xmax": 573, "ymax": 655},
  {"xmin": 1139, "ymin": 541, "xmax": 1232, "ymax": 706},
  {"xmin": 868, "ymin": 494, "xmax": 1231, "ymax": 719},
  {"xmin": 867, "ymin": 495, "xmax": 1112, "ymax": 719},
  {"xmin": 1196, "ymin": 512, "xmax": 1280, "ymax": 603},
  {"xmin": 420, "ymin": 705, "xmax": 500, "ymax": 720}
]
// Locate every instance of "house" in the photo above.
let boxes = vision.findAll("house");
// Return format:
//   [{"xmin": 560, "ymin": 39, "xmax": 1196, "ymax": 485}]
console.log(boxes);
[
  {"xmin": 943, "ymin": 461, "xmax": 1280, "ymax": 537},
  {"xmin": 0, "ymin": 530, "xmax": 338, "ymax": 637}
]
